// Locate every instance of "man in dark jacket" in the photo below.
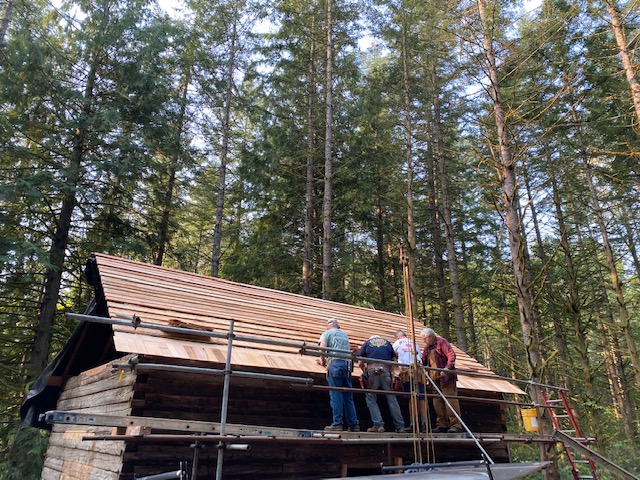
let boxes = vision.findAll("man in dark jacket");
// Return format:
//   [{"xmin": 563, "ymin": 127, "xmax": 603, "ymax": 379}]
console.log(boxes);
[
  {"xmin": 420, "ymin": 328, "xmax": 464, "ymax": 433},
  {"xmin": 358, "ymin": 335, "xmax": 408, "ymax": 433}
]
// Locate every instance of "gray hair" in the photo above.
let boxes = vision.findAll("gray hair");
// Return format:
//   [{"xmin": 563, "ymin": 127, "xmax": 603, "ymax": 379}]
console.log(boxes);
[
  {"xmin": 395, "ymin": 330, "xmax": 407, "ymax": 337},
  {"xmin": 327, "ymin": 318, "xmax": 340, "ymax": 327},
  {"xmin": 419, "ymin": 327, "xmax": 436, "ymax": 338}
]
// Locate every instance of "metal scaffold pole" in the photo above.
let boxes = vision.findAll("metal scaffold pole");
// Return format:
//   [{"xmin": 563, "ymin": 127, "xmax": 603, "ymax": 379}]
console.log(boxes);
[
  {"xmin": 215, "ymin": 319, "xmax": 235, "ymax": 480},
  {"xmin": 65, "ymin": 312, "xmax": 565, "ymax": 393}
]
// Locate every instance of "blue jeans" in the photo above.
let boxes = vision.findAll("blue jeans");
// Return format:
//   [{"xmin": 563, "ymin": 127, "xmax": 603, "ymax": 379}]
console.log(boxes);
[
  {"xmin": 326, "ymin": 360, "xmax": 358, "ymax": 427},
  {"xmin": 366, "ymin": 368, "xmax": 405, "ymax": 429}
]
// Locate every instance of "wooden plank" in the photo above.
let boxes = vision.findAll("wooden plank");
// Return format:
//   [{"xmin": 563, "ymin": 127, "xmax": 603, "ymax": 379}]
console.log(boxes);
[
  {"xmin": 96, "ymin": 254, "xmax": 407, "ymax": 322},
  {"xmin": 96, "ymin": 255, "xmax": 412, "ymax": 337},
  {"xmin": 42, "ymin": 456, "xmax": 119, "ymax": 480},
  {"xmin": 58, "ymin": 387, "xmax": 133, "ymax": 411},
  {"xmin": 97, "ymin": 260, "xmax": 392, "ymax": 354},
  {"xmin": 44, "ymin": 444, "xmax": 122, "ymax": 474},
  {"xmin": 62, "ymin": 356, "xmax": 137, "ymax": 391},
  {"xmin": 49, "ymin": 425, "xmax": 125, "ymax": 455},
  {"xmin": 59, "ymin": 372, "xmax": 136, "ymax": 401},
  {"xmin": 52, "ymin": 403, "xmax": 132, "ymax": 417},
  {"xmin": 93, "ymin": 253, "xmax": 524, "ymax": 395}
]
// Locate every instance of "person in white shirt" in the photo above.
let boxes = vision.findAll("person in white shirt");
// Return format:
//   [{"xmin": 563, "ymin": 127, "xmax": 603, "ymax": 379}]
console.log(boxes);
[{"xmin": 393, "ymin": 330, "xmax": 427, "ymax": 432}]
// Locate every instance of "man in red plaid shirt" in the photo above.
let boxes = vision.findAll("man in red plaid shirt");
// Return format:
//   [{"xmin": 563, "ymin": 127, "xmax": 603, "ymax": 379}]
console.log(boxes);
[{"xmin": 420, "ymin": 328, "xmax": 464, "ymax": 433}]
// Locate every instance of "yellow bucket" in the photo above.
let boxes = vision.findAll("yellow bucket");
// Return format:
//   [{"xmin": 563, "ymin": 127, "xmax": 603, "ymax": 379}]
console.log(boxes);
[{"xmin": 521, "ymin": 408, "xmax": 539, "ymax": 432}]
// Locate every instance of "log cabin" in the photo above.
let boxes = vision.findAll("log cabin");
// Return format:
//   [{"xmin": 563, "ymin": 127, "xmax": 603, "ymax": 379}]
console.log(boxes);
[{"xmin": 22, "ymin": 253, "xmax": 527, "ymax": 480}]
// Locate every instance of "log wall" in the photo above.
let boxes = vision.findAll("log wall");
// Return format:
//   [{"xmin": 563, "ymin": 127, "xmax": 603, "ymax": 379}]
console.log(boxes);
[
  {"xmin": 41, "ymin": 355, "xmax": 511, "ymax": 479},
  {"xmin": 121, "ymin": 360, "xmax": 511, "ymax": 479},
  {"xmin": 41, "ymin": 357, "xmax": 136, "ymax": 480}
]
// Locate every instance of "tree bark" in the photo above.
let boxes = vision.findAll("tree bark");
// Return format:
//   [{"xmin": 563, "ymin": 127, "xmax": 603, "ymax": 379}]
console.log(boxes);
[
  {"xmin": 432, "ymin": 64, "xmax": 465, "ymax": 350},
  {"xmin": 303, "ymin": 14, "xmax": 318, "ymax": 296},
  {"xmin": 28, "ymin": 62, "xmax": 96, "ymax": 379},
  {"xmin": 550, "ymin": 174, "xmax": 599, "ymax": 435},
  {"xmin": 0, "ymin": 0, "xmax": 14, "ymax": 49},
  {"xmin": 211, "ymin": 12, "xmax": 238, "ymax": 277},
  {"xmin": 563, "ymin": 69, "xmax": 639, "ymax": 443},
  {"xmin": 477, "ymin": 0, "xmax": 542, "ymax": 381},
  {"xmin": 155, "ymin": 72, "xmax": 190, "ymax": 266},
  {"xmin": 523, "ymin": 167, "xmax": 569, "ymax": 388},
  {"xmin": 476, "ymin": 1, "xmax": 550, "ymax": 474},
  {"xmin": 621, "ymin": 217, "xmax": 640, "ymax": 281},
  {"xmin": 584, "ymin": 157, "xmax": 640, "ymax": 389},
  {"xmin": 400, "ymin": 5, "xmax": 417, "ymax": 317},
  {"xmin": 604, "ymin": 0, "xmax": 640, "ymax": 127},
  {"xmin": 588, "ymin": 254, "xmax": 638, "ymax": 447},
  {"xmin": 426, "ymin": 136, "xmax": 449, "ymax": 338},
  {"xmin": 460, "ymin": 237, "xmax": 477, "ymax": 357},
  {"xmin": 375, "ymin": 205, "xmax": 387, "ymax": 308},
  {"xmin": 321, "ymin": 0, "xmax": 334, "ymax": 300}
]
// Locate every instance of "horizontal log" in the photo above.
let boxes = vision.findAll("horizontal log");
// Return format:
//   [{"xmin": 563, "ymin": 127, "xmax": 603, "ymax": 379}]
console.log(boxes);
[
  {"xmin": 49, "ymin": 426, "xmax": 125, "ymax": 456},
  {"xmin": 59, "ymin": 373, "xmax": 136, "ymax": 402},
  {"xmin": 42, "ymin": 460, "xmax": 118, "ymax": 480},
  {"xmin": 62, "ymin": 356, "xmax": 137, "ymax": 391},
  {"xmin": 44, "ymin": 444, "xmax": 122, "ymax": 474},
  {"xmin": 58, "ymin": 387, "xmax": 133, "ymax": 411}
]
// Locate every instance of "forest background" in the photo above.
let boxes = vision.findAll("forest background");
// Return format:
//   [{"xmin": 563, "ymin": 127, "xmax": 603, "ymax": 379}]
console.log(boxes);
[{"xmin": 1, "ymin": 0, "xmax": 640, "ymax": 477}]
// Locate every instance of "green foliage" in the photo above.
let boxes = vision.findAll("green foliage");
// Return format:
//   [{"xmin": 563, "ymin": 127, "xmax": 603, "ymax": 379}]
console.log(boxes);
[
  {"xmin": 1, "ymin": 0, "xmax": 640, "ymax": 473},
  {"xmin": 0, "ymin": 428, "xmax": 49, "ymax": 480}
]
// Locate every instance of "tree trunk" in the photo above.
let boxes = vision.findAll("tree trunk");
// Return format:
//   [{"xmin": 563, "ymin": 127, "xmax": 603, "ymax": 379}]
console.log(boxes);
[
  {"xmin": 551, "ymin": 174, "xmax": 598, "ymax": 436},
  {"xmin": 621, "ymin": 217, "xmax": 640, "ymax": 281},
  {"xmin": 477, "ymin": 1, "xmax": 550, "ymax": 475},
  {"xmin": 432, "ymin": 64, "xmax": 465, "ymax": 350},
  {"xmin": 28, "ymin": 62, "xmax": 96, "ymax": 379},
  {"xmin": 564, "ymin": 72, "xmax": 639, "ymax": 441},
  {"xmin": 588, "ymin": 254, "xmax": 638, "ymax": 448},
  {"xmin": 155, "ymin": 72, "xmax": 190, "ymax": 266},
  {"xmin": 387, "ymin": 243, "xmax": 403, "ymax": 310},
  {"xmin": 502, "ymin": 287, "xmax": 517, "ymax": 380},
  {"xmin": 426, "ymin": 137, "xmax": 449, "ymax": 337},
  {"xmin": 0, "ymin": 0, "xmax": 14, "ymax": 49},
  {"xmin": 583, "ymin": 158, "xmax": 640, "ymax": 389},
  {"xmin": 400, "ymin": 6, "xmax": 417, "ymax": 317},
  {"xmin": 321, "ymin": 0, "xmax": 334, "ymax": 300},
  {"xmin": 211, "ymin": 13, "xmax": 238, "ymax": 277},
  {"xmin": 375, "ymin": 205, "xmax": 387, "ymax": 308},
  {"xmin": 460, "ymin": 237, "xmax": 477, "ymax": 357},
  {"xmin": 303, "ymin": 12, "xmax": 318, "ymax": 296},
  {"xmin": 477, "ymin": 0, "xmax": 542, "ymax": 381},
  {"xmin": 604, "ymin": 0, "xmax": 640, "ymax": 127},
  {"xmin": 523, "ymin": 167, "xmax": 569, "ymax": 388}
]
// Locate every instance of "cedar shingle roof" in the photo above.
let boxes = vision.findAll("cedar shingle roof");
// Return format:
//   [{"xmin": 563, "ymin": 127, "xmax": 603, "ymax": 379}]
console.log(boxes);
[{"xmin": 95, "ymin": 253, "xmax": 524, "ymax": 395}]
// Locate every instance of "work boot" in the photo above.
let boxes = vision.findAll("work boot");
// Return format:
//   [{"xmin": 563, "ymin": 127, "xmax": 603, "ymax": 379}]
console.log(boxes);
[
  {"xmin": 367, "ymin": 426, "xmax": 385, "ymax": 432},
  {"xmin": 432, "ymin": 427, "xmax": 447, "ymax": 433},
  {"xmin": 447, "ymin": 426, "xmax": 464, "ymax": 434},
  {"xmin": 396, "ymin": 426, "xmax": 412, "ymax": 433},
  {"xmin": 347, "ymin": 424, "xmax": 360, "ymax": 432},
  {"xmin": 324, "ymin": 424, "xmax": 343, "ymax": 431}
]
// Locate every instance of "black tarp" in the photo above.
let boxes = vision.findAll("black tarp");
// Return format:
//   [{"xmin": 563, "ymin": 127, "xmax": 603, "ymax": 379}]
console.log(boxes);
[{"xmin": 20, "ymin": 255, "xmax": 113, "ymax": 429}]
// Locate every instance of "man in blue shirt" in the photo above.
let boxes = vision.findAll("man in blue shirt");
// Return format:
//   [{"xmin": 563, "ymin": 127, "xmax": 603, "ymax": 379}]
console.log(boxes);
[
  {"xmin": 319, "ymin": 318, "xmax": 359, "ymax": 432},
  {"xmin": 358, "ymin": 335, "xmax": 408, "ymax": 432}
]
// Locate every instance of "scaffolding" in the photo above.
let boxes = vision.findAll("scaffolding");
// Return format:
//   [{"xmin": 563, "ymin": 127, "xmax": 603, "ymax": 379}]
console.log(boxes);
[{"xmin": 46, "ymin": 311, "xmax": 638, "ymax": 480}]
